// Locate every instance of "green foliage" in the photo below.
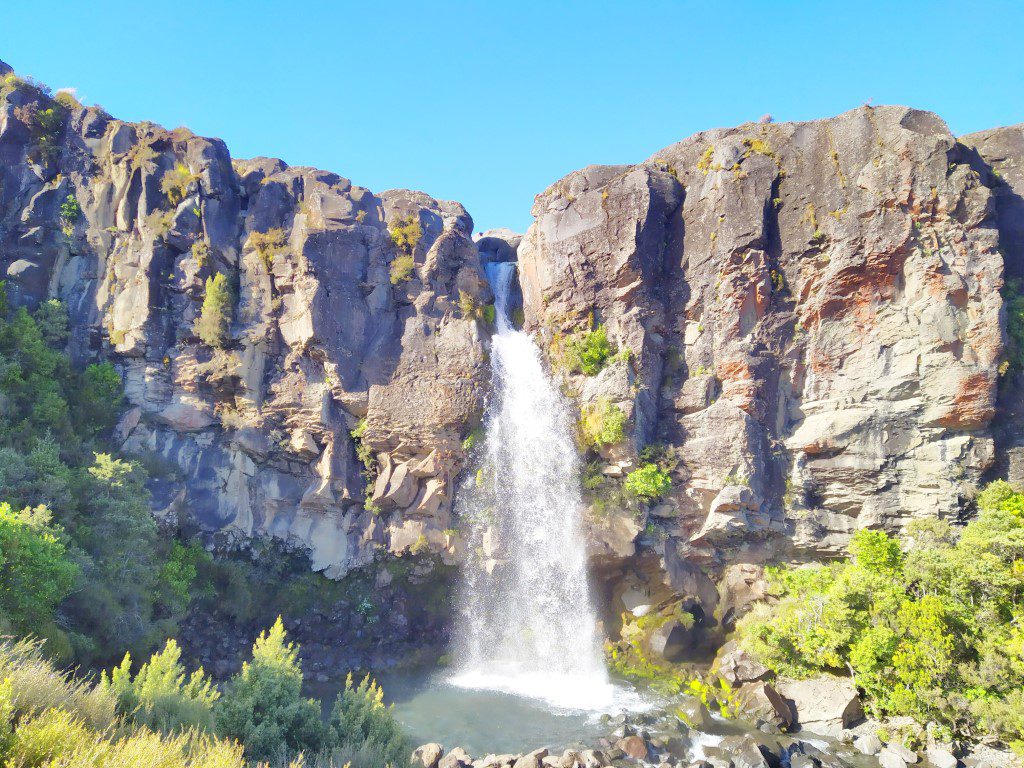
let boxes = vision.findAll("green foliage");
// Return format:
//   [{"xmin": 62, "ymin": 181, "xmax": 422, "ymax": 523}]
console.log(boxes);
[
  {"xmin": 390, "ymin": 254, "xmax": 415, "ymax": 285},
  {"xmin": 195, "ymin": 273, "xmax": 233, "ymax": 348},
  {"xmin": 101, "ymin": 639, "xmax": 218, "ymax": 735},
  {"xmin": 580, "ymin": 398, "xmax": 627, "ymax": 448},
  {"xmin": 482, "ymin": 303, "xmax": 496, "ymax": 323},
  {"xmin": 29, "ymin": 104, "xmax": 66, "ymax": 164},
  {"xmin": 0, "ymin": 288, "xmax": 186, "ymax": 664},
  {"xmin": 0, "ymin": 502, "xmax": 78, "ymax": 637},
  {"xmin": 59, "ymin": 194, "xmax": 81, "ymax": 236},
  {"xmin": 388, "ymin": 215, "xmax": 422, "ymax": 255},
  {"xmin": 248, "ymin": 228, "xmax": 288, "ymax": 271},
  {"xmin": 461, "ymin": 425, "xmax": 485, "ymax": 453},
  {"xmin": 564, "ymin": 325, "xmax": 614, "ymax": 376},
  {"xmin": 216, "ymin": 617, "xmax": 324, "ymax": 762},
  {"xmin": 1003, "ymin": 279, "xmax": 1024, "ymax": 374},
  {"xmin": 326, "ymin": 673, "xmax": 409, "ymax": 768},
  {"xmin": 624, "ymin": 463, "xmax": 671, "ymax": 501},
  {"xmin": 738, "ymin": 488, "xmax": 1024, "ymax": 743},
  {"xmin": 160, "ymin": 162, "xmax": 198, "ymax": 206}
]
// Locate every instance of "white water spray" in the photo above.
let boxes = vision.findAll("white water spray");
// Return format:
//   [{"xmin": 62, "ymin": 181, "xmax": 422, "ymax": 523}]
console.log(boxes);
[{"xmin": 451, "ymin": 261, "xmax": 627, "ymax": 712}]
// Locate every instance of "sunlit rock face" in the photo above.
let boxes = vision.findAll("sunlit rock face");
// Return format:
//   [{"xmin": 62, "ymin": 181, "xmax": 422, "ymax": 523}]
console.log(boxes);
[
  {"xmin": 3, "ymin": 58, "xmax": 1023, "ymax": 598},
  {"xmin": 0, "ymin": 67, "xmax": 490, "ymax": 576},
  {"xmin": 519, "ymin": 106, "xmax": 1014, "ymax": 618}
]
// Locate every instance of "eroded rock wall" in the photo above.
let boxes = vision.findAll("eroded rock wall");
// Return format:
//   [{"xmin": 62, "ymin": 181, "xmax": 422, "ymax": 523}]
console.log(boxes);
[
  {"xmin": 519, "ymin": 106, "xmax": 1012, "ymax": 620},
  {"xmin": 0, "ymin": 68, "xmax": 489, "ymax": 576}
]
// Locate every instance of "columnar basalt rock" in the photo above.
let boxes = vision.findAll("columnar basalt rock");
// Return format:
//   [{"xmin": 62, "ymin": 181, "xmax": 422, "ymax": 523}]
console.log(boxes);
[
  {"xmin": 0, "ymin": 67, "xmax": 488, "ymax": 576},
  {"xmin": 520, "ymin": 107, "xmax": 1013, "ymax": 621}
]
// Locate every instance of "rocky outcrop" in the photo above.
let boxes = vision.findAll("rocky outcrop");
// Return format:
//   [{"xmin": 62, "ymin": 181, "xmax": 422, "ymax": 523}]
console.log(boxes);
[
  {"xmin": 0, "ymin": 68, "xmax": 490, "ymax": 576},
  {"xmin": 4, "ymin": 60, "xmax": 1024, "ymax": 603},
  {"xmin": 519, "ymin": 106, "xmax": 1014, "ymax": 623}
]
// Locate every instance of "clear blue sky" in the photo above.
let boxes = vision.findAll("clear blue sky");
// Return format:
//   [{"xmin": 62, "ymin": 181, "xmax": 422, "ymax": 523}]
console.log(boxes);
[{"xmin": 3, "ymin": 1, "xmax": 1022, "ymax": 232}]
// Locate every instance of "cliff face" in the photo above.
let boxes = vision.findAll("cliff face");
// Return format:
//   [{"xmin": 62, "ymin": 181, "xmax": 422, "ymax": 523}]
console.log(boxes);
[
  {"xmin": 0, "ymin": 63, "xmax": 490, "ymax": 576},
  {"xmin": 3, "ymin": 59, "xmax": 1023, "ymax": 611},
  {"xmin": 518, "ymin": 106, "xmax": 1021, "ymax": 618}
]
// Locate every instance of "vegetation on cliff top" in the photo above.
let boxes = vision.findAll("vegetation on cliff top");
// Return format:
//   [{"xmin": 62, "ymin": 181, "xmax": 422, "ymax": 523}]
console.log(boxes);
[{"xmin": 737, "ymin": 481, "xmax": 1024, "ymax": 752}]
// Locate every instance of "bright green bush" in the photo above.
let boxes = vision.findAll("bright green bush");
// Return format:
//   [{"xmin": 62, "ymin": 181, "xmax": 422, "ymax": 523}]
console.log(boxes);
[
  {"xmin": 101, "ymin": 639, "xmax": 218, "ymax": 734},
  {"xmin": 160, "ymin": 162, "xmax": 198, "ymax": 206},
  {"xmin": 0, "ymin": 502, "xmax": 78, "ymax": 637},
  {"xmin": 326, "ymin": 673, "xmax": 409, "ymax": 768},
  {"xmin": 59, "ymin": 194, "xmax": 81, "ymax": 236},
  {"xmin": 388, "ymin": 215, "xmax": 422, "ymax": 255},
  {"xmin": 195, "ymin": 273, "xmax": 233, "ymax": 348},
  {"xmin": 216, "ymin": 617, "xmax": 324, "ymax": 762},
  {"xmin": 624, "ymin": 463, "xmax": 671, "ymax": 500},
  {"xmin": 581, "ymin": 399, "xmax": 627, "ymax": 448},
  {"xmin": 390, "ymin": 254, "xmax": 415, "ymax": 285},
  {"xmin": 738, "ymin": 488, "xmax": 1024, "ymax": 745},
  {"xmin": 564, "ymin": 325, "xmax": 613, "ymax": 376}
]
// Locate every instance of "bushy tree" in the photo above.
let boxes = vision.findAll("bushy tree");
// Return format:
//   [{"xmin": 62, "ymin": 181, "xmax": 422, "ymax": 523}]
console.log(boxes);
[
  {"xmin": 216, "ymin": 617, "xmax": 324, "ymax": 762},
  {"xmin": 0, "ymin": 502, "xmax": 78, "ymax": 636},
  {"xmin": 624, "ymin": 463, "xmax": 672, "ymax": 501},
  {"xmin": 195, "ymin": 273, "xmax": 233, "ymax": 348},
  {"xmin": 101, "ymin": 639, "xmax": 218, "ymax": 734},
  {"xmin": 326, "ymin": 674, "xmax": 409, "ymax": 768},
  {"xmin": 738, "ymin": 487, "xmax": 1024, "ymax": 745},
  {"xmin": 565, "ymin": 325, "xmax": 613, "ymax": 375}
]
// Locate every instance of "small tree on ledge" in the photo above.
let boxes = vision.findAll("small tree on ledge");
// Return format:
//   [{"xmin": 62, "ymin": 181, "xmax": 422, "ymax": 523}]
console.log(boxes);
[{"xmin": 195, "ymin": 273, "xmax": 233, "ymax": 348}]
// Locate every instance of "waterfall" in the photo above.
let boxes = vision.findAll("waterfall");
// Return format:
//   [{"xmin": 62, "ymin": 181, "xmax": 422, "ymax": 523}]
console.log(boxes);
[{"xmin": 451, "ymin": 261, "xmax": 619, "ymax": 711}]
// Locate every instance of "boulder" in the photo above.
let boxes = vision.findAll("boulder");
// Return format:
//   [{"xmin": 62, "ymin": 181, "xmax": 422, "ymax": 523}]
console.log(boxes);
[
  {"xmin": 440, "ymin": 748, "xmax": 474, "ymax": 768},
  {"xmin": 713, "ymin": 735, "xmax": 770, "ymax": 768},
  {"xmin": 775, "ymin": 675, "xmax": 863, "ymax": 735},
  {"xmin": 854, "ymin": 734, "xmax": 882, "ymax": 756},
  {"xmin": 413, "ymin": 744, "xmax": 444, "ymax": 768},
  {"xmin": 675, "ymin": 698, "xmax": 713, "ymax": 730},
  {"xmin": 715, "ymin": 641, "xmax": 770, "ymax": 686},
  {"xmin": 925, "ymin": 748, "xmax": 958, "ymax": 768},
  {"xmin": 649, "ymin": 619, "xmax": 691, "ymax": 663},
  {"xmin": 616, "ymin": 736, "xmax": 649, "ymax": 761},
  {"xmin": 886, "ymin": 742, "xmax": 918, "ymax": 764},
  {"xmin": 513, "ymin": 750, "xmax": 550, "ymax": 768},
  {"xmin": 879, "ymin": 748, "xmax": 909, "ymax": 768},
  {"xmin": 737, "ymin": 681, "xmax": 792, "ymax": 729}
]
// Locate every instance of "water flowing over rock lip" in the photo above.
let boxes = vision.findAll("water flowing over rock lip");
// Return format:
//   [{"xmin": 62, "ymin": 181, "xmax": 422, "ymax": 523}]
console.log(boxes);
[{"xmin": 447, "ymin": 668, "xmax": 652, "ymax": 714}]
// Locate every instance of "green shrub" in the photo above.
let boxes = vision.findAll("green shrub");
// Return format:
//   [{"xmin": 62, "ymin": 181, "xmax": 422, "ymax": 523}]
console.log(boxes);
[
  {"xmin": 160, "ymin": 162, "xmax": 198, "ymax": 206},
  {"xmin": 194, "ymin": 273, "xmax": 233, "ymax": 348},
  {"xmin": 216, "ymin": 617, "xmax": 324, "ymax": 762},
  {"xmin": 624, "ymin": 463, "xmax": 671, "ymax": 501},
  {"xmin": 737, "ymin": 488, "xmax": 1024, "ymax": 743},
  {"xmin": 388, "ymin": 215, "xmax": 422, "ymax": 255},
  {"xmin": 30, "ymin": 105, "xmax": 65, "ymax": 164},
  {"xmin": 564, "ymin": 325, "xmax": 614, "ymax": 375},
  {"xmin": 59, "ymin": 194, "xmax": 81, "ymax": 236},
  {"xmin": 461, "ymin": 426, "xmax": 485, "ymax": 453},
  {"xmin": 0, "ymin": 638, "xmax": 117, "ymax": 732},
  {"xmin": 390, "ymin": 254, "xmax": 415, "ymax": 285},
  {"xmin": 101, "ymin": 638, "xmax": 218, "ymax": 734},
  {"xmin": 248, "ymin": 228, "xmax": 288, "ymax": 271},
  {"xmin": 580, "ymin": 398, "xmax": 627, "ymax": 448},
  {"xmin": 1002, "ymin": 279, "xmax": 1024, "ymax": 373},
  {"xmin": 0, "ymin": 502, "xmax": 78, "ymax": 637},
  {"xmin": 326, "ymin": 673, "xmax": 409, "ymax": 768}
]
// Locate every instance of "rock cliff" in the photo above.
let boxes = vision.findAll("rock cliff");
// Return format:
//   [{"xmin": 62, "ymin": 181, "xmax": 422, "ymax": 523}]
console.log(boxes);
[
  {"xmin": 3, "ymin": 61, "xmax": 1024, "ymax": 618},
  {"xmin": 517, "ymin": 106, "xmax": 1022, "ymax": 625},
  {"xmin": 0, "ymin": 61, "xmax": 490, "ymax": 576}
]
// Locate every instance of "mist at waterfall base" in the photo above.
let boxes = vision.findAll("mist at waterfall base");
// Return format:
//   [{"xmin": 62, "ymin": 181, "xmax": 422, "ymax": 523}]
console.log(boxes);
[{"xmin": 448, "ymin": 261, "xmax": 644, "ymax": 714}]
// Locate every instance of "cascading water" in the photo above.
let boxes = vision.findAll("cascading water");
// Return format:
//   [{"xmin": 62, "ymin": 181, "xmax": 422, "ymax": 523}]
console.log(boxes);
[{"xmin": 451, "ymin": 261, "xmax": 626, "ymax": 712}]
